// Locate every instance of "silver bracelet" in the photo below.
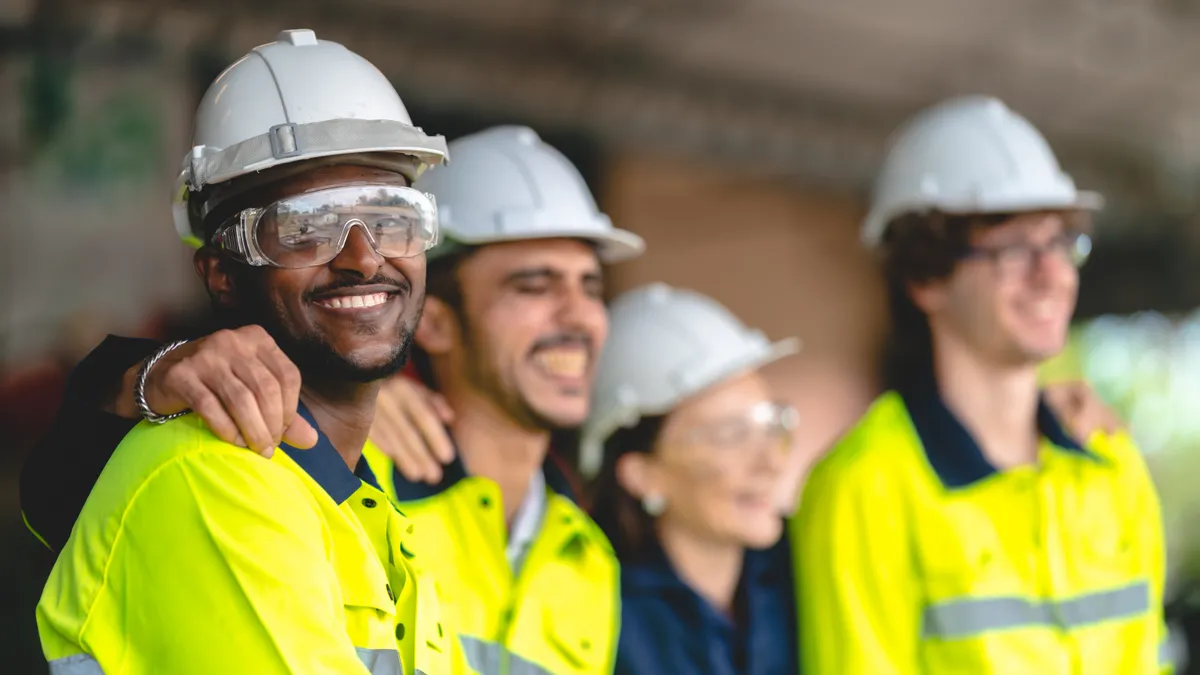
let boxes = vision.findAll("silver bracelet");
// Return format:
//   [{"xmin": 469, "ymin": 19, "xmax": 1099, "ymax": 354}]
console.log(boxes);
[{"xmin": 135, "ymin": 339, "xmax": 191, "ymax": 424}]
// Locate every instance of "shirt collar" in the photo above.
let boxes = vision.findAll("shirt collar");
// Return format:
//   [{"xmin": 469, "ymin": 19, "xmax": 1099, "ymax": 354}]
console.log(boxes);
[
  {"xmin": 280, "ymin": 401, "xmax": 381, "ymax": 504},
  {"xmin": 898, "ymin": 372, "xmax": 1092, "ymax": 489},
  {"xmin": 622, "ymin": 532, "xmax": 789, "ymax": 594},
  {"xmin": 389, "ymin": 434, "xmax": 580, "ymax": 503},
  {"xmin": 505, "ymin": 469, "xmax": 547, "ymax": 571}
]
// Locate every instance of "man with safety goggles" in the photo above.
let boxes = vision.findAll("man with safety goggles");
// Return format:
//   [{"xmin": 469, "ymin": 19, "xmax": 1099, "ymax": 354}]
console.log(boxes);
[
  {"xmin": 209, "ymin": 183, "xmax": 438, "ymax": 270},
  {"xmin": 25, "ymin": 122, "xmax": 644, "ymax": 675},
  {"xmin": 32, "ymin": 30, "xmax": 453, "ymax": 675}
]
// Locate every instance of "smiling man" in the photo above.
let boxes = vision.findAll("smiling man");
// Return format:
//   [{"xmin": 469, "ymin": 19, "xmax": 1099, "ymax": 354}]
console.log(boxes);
[
  {"xmin": 34, "ymin": 30, "xmax": 452, "ymax": 675},
  {"xmin": 356, "ymin": 126, "xmax": 644, "ymax": 675},
  {"xmin": 793, "ymin": 96, "xmax": 1172, "ymax": 674},
  {"xmin": 29, "ymin": 124, "xmax": 644, "ymax": 675}
]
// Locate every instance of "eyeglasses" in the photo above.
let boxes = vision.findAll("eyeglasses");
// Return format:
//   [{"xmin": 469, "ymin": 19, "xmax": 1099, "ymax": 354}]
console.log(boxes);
[
  {"xmin": 959, "ymin": 231, "xmax": 1092, "ymax": 278},
  {"xmin": 670, "ymin": 400, "xmax": 799, "ymax": 453},
  {"xmin": 211, "ymin": 183, "xmax": 439, "ymax": 268}
]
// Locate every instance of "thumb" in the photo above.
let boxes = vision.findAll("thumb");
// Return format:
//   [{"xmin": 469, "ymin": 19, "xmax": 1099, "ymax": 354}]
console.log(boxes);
[{"xmin": 282, "ymin": 415, "xmax": 319, "ymax": 450}]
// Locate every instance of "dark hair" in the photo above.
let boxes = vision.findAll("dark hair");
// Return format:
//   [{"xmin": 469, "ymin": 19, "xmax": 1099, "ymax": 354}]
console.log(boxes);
[
  {"xmin": 879, "ymin": 210, "xmax": 1044, "ymax": 389},
  {"xmin": 588, "ymin": 415, "xmax": 667, "ymax": 563},
  {"xmin": 410, "ymin": 247, "xmax": 476, "ymax": 389}
]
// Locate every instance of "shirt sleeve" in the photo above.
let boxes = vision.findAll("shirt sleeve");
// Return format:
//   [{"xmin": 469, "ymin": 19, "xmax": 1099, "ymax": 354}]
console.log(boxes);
[
  {"xmin": 1099, "ymin": 431, "xmax": 1175, "ymax": 674},
  {"xmin": 792, "ymin": 450, "xmax": 921, "ymax": 674},
  {"xmin": 19, "ymin": 335, "xmax": 160, "ymax": 551},
  {"xmin": 79, "ymin": 450, "xmax": 374, "ymax": 674}
]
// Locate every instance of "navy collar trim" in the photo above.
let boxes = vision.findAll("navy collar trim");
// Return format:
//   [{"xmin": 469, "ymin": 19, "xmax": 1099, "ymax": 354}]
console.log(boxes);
[
  {"xmin": 390, "ymin": 434, "xmax": 579, "ymax": 504},
  {"xmin": 280, "ymin": 402, "xmax": 380, "ymax": 505},
  {"xmin": 899, "ymin": 376, "xmax": 1092, "ymax": 489},
  {"xmin": 623, "ymin": 532, "xmax": 790, "ymax": 593}
]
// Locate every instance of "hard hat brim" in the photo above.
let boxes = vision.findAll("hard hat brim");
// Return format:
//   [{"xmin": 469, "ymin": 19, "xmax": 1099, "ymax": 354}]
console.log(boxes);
[
  {"xmin": 434, "ymin": 226, "xmax": 646, "ymax": 264},
  {"xmin": 862, "ymin": 189, "xmax": 1105, "ymax": 249}
]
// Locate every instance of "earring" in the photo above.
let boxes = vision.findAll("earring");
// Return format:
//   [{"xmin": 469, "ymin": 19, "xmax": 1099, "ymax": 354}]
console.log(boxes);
[{"xmin": 641, "ymin": 493, "xmax": 667, "ymax": 517}]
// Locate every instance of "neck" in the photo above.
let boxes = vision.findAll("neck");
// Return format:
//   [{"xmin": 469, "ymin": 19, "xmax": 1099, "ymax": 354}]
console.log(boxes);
[
  {"xmin": 443, "ymin": 386, "xmax": 549, "ymax": 525},
  {"xmin": 300, "ymin": 377, "xmax": 382, "ymax": 470},
  {"xmin": 932, "ymin": 338, "xmax": 1042, "ymax": 469},
  {"xmin": 657, "ymin": 523, "xmax": 744, "ymax": 615}
]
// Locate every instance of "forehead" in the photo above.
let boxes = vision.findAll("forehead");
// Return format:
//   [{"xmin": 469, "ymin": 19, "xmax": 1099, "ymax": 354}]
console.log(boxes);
[
  {"xmin": 458, "ymin": 238, "xmax": 601, "ymax": 281},
  {"xmin": 669, "ymin": 371, "xmax": 774, "ymax": 424}
]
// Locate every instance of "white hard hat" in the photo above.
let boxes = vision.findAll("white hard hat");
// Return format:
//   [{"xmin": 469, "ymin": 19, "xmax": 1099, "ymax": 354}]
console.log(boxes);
[
  {"xmin": 415, "ymin": 125, "xmax": 644, "ymax": 264},
  {"xmin": 172, "ymin": 29, "xmax": 449, "ymax": 247},
  {"xmin": 861, "ymin": 95, "xmax": 1103, "ymax": 249},
  {"xmin": 578, "ymin": 283, "xmax": 800, "ymax": 478}
]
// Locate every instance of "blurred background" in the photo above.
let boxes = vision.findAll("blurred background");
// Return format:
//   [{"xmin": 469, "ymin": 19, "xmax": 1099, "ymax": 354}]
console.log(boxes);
[{"xmin": 3, "ymin": 0, "xmax": 1200, "ymax": 672}]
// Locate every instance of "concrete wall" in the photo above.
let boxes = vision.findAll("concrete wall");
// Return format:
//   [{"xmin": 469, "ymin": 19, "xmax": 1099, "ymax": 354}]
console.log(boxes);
[{"xmin": 601, "ymin": 153, "xmax": 889, "ymax": 503}]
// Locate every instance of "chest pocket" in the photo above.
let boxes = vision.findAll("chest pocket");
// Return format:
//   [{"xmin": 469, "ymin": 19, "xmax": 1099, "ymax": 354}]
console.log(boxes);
[
  {"xmin": 328, "ymin": 515, "xmax": 399, "ymax": 649},
  {"xmin": 916, "ymin": 492, "xmax": 1025, "ymax": 602},
  {"xmin": 540, "ymin": 603, "xmax": 602, "ymax": 673}
]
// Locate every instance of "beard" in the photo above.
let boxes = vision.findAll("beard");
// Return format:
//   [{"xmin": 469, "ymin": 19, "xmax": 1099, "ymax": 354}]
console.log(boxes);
[
  {"xmin": 227, "ymin": 269, "xmax": 418, "ymax": 384},
  {"xmin": 271, "ymin": 320, "xmax": 415, "ymax": 384},
  {"xmin": 458, "ymin": 313, "xmax": 584, "ymax": 434}
]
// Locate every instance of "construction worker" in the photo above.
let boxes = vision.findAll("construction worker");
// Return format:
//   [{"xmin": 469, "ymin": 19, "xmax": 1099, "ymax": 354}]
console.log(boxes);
[
  {"xmin": 358, "ymin": 124, "xmax": 641, "ymax": 675},
  {"xmin": 792, "ymin": 95, "xmax": 1172, "ymax": 673},
  {"xmin": 583, "ymin": 283, "xmax": 800, "ymax": 675},
  {"xmin": 23, "ymin": 125, "xmax": 642, "ymax": 674},
  {"xmin": 34, "ymin": 30, "xmax": 453, "ymax": 674}
]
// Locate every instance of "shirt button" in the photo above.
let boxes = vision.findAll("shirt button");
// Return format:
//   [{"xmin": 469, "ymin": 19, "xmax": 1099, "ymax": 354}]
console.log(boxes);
[
  {"xmin": 362, "ymin": 498, "xmax": 377, "ymax": 508},
  {"xmin": 395, "ymin": 623, "xmax": 406, "ymax": 640},
  {"xmin": 480, "ymin": 496, "xmax": 491, "ymax": 508}
]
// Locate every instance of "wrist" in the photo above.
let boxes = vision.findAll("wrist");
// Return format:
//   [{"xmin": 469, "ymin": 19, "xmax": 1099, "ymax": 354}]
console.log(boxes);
[
  {"xmin": 106, "ymin": 363, "xmax": 143, "ymax": 419},
  {"xmin": 134, "ymin": 340, "xmax": 192, "ymax": 424}
]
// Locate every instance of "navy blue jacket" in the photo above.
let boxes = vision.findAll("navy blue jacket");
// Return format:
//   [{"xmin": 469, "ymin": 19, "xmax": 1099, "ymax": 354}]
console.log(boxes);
[{"xmin": 616, "ymin": 535, "xmax": 797, "ymax": 675}]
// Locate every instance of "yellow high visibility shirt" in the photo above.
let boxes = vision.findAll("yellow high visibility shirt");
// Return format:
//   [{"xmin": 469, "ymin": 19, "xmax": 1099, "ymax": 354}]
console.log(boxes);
[
  {"xmin": 793, "ymin": 386, "xmax": 1172, "ymax": 674},
  {"xmin": 37, "ymin": 407, "xmax": 451, "ymax": 675},
  {"xmin": 365, "ymin": 448, "xmax": 621, "ymax": 675}
]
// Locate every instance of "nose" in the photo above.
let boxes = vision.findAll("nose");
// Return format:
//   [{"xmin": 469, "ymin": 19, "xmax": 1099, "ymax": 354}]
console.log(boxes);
[
  {"xmin": 329, "ymin": 223, "xmax": 385, "ymax": 278},
  {"xmin": 556, "ymin": 283, "xmax": 606, "ymax": 335},
  {"xmin": 749, "ymin": 428, "xmax": 791, "ymax": 477}
]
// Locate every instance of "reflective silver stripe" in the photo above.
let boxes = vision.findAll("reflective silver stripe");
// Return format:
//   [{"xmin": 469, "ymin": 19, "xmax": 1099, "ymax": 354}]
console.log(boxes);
[
  {"xmin": 509, "ymin": 650, "xmax": 555, "ymax": 675},
  {"xmin": 357, "ymin": 647, "xmax": 403, "ymax": 675},
  {"xmin": 460, "ymin": 635, "xmax": 503, "ymax": 674},
  {"xmin": 1160, "ymin": 636, "xmax": 1175, "ymax": 668},
  {"xmin": 48, "ymin": 654, "xmax": 104, "ymax": 675},
  {"xmin": 458, "ymin": 635, "xmax": 554, "ymax": 675},
  {"xmin": 49, "ymin": 649, "xmax": 406, "ymax": 674},
  {"xmin": 922, "ymin": 581, "xmax": 1150, "ymax": 639}
]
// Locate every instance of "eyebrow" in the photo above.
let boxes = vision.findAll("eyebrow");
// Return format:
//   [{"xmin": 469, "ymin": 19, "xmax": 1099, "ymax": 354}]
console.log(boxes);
[{"xmin": 502, "ymin": 267, "xmax": 603, "ymax": 285}]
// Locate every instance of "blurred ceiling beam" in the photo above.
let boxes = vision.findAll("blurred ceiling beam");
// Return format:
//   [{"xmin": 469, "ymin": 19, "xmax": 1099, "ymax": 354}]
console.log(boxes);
[{"xmin": 14, "ymin": 0, "xmax": 1198, "ymax": 231}]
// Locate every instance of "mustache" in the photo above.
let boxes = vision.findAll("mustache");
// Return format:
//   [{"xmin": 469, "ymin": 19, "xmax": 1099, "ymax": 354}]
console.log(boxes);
[
  {"xmin": 530, "ymin": 331, "xmax": 593, "ymax": 355},
  {"xmin": 304, "ymin": 273, "xmax": 409, "ymax": 301}
]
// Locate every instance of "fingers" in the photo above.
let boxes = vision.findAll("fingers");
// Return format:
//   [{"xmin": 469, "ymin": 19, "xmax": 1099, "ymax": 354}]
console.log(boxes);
[
  {"xmin": 429, "ymin": 392, "xmax": 456, "ymax": 424},
  {"xmin": 374, "ymin": 388, "xmax": 443, "ymax": 483},
  {"xmin": 282, "ymin": 414, "xmax": 319, "ymax": 450},
  {"xmin": 161, "ymin": 366, "xmax": 241, "ymax": 446},
  {"xmin": 408, "ymin": 392, "xmax": 457, "ymax": 466},
  {"xmin": 143, "ymin": 326, "xmax": 301, "ymax": 456},
  {"xmin": 210, "ymin": 364, "xmax": 275, "ymax": 454}
]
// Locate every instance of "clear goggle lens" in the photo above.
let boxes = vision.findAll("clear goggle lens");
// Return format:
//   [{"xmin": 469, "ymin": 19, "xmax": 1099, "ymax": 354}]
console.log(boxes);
[{"xmin": 214, "ymin": 184, "xmax": 438, "ymax": 268}]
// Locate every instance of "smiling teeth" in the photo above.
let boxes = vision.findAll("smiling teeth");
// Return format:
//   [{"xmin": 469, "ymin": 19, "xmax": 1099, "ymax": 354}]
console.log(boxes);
[
  {"xmin": 318, "ymin": 293, "xmax": 388, "ymax": 309},
  {"xmin": 534, "ymin": 350, "xmax": 587, "ymax": 377}
]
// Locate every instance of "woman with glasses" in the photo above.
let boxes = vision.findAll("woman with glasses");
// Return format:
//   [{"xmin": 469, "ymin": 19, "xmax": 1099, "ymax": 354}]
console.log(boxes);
[{"xmin": 582, "ymin": 283, "xmax": 800, "ymax": 675}]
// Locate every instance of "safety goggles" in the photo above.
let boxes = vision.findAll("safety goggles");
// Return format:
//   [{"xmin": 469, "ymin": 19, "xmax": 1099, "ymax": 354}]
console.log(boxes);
[
  {"xmin": 672, "ymin": 400, "xmax": 800, "ymax": 453},
  {"xmin": 211, "ymin": 184, "xmax": 438, "ymax": 268}
]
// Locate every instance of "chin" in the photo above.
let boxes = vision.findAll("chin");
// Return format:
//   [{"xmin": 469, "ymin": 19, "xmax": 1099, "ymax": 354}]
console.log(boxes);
[
  {"xmin": 525, "ymin": 392, "xmax": 590, "ymax": 428},
  {"xmin": 738, "ymin": 519, "xmax": 785, "ymax": 551}
]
